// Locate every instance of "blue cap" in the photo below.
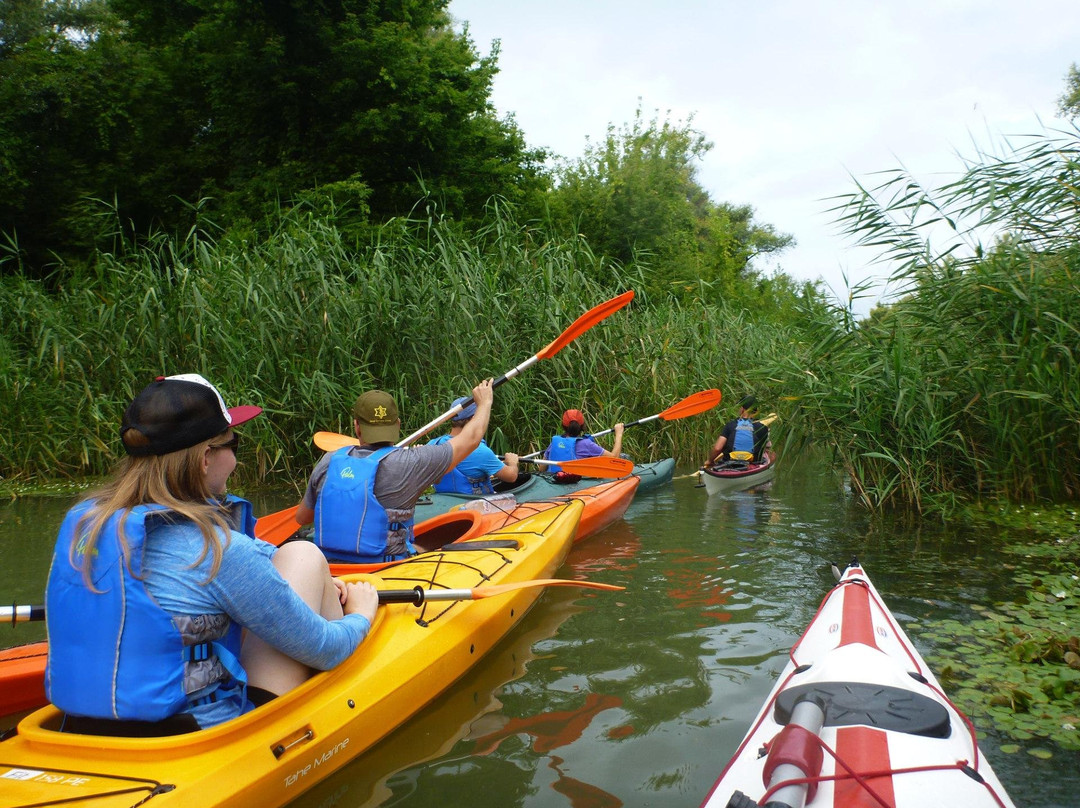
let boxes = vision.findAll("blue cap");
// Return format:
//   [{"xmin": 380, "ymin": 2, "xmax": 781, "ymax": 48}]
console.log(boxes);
[{"xmin": 450, "ymin": 397, "xmax": 477, "ymax": 423}]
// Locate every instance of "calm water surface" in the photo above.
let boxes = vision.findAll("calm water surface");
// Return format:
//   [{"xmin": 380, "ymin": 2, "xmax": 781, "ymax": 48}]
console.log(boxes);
[{"xmin": 2, "ymin": 456, "xmax": 1076, "ymax": 807}]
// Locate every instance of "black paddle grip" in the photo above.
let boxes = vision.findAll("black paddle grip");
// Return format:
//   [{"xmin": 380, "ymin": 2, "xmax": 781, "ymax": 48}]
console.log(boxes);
[{"xmin": 376, "ymin": 587, "xmax": 425, "ymax": 605}]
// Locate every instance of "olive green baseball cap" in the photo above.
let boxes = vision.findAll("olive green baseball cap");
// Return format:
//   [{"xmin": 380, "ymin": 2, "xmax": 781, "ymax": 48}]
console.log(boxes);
[{"xmin": 352, "ymin": 390, "xmax": 400, "ymax": 444}]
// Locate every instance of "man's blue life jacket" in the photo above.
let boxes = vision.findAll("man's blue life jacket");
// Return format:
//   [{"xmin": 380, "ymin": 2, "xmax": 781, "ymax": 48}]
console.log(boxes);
[
  {"xmin": 732, "ymin": 418, "xmax": 757, "ymax": 456},
  {"xmin": 314, "ymin": 446, "xmax": 414, "ymax": 562},
  {"xmin": 429, "ymin": 435, "xmax": 495, "ymax": 495}
]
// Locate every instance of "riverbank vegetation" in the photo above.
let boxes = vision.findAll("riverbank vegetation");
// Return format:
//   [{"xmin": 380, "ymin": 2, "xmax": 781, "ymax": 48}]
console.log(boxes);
[{"xmin": 1, "ymin": 0, "xmax": 1077, "ymax": 519}]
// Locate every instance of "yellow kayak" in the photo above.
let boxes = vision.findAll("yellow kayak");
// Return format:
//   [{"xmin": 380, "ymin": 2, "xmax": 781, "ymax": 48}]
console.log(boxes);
[{"xmin": 0, "ymin": 499, "xmax": 584, "ymax": 808}]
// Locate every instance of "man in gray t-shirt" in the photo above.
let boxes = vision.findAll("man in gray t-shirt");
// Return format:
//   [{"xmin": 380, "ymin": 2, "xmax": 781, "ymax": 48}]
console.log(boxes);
[{"xmin": 295, "ymin": 380, "xmax": 497, "ymax": 558}]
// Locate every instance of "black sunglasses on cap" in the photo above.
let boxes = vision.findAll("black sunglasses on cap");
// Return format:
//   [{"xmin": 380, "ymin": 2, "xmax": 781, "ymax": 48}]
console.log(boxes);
[{"xmin": 209, "ymin": 433, "xmax": 240, "ymax": 454}]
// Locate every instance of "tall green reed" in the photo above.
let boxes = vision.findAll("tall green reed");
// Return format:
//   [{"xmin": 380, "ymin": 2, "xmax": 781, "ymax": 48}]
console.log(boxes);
[
  {"xmin": 1, "ymin": 198, "xmax": 801, "ymax": 489},
  {"xmin": 767, "ymin": 127, "xmax": 1080, "ymax": 512}
]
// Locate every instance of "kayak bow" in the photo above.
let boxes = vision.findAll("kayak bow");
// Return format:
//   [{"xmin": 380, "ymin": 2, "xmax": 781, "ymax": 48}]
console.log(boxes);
[{"xmin": 700, "ymin": 560, "xmax": 1015, "ymax": 808}]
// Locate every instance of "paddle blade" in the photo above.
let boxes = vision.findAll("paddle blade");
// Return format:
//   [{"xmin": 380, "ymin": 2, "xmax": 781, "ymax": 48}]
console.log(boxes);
[
  {"xmin": 536, "ymin": 291, "xmax": 634, "ymax": 360},
  {"xmin": 660, "ymin": 389, "xmax": 722, "ymax": 420},
  {"xmin": 314, "ymin": 431, "xmax": 361, "ymax": 452},
  {"xmin": 526, "ymin": 456, "xmax": 634, "ymax": 478},
  {"xmin": 254, "ymin": 505, "xmax": 302, "ymax": 547},
  {"xmin": 471, "ymin": 579, "xmax": 625, "ymax": 599}
]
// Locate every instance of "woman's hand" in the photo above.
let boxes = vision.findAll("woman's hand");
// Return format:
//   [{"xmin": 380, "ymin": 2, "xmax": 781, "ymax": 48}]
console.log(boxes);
[
  {"xmin": 341, "ymin": 580, "xmax": 379, "ymax": 623},
  {"xmin": 332, "ymin": 577, "xmax": 348, "ymax": 605}
]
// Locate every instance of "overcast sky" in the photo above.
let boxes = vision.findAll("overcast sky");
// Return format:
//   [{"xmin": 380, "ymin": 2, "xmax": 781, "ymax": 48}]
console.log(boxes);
[{"xmin": 447, "ymin": 1, "xmax": 1078, "ymax": 315}]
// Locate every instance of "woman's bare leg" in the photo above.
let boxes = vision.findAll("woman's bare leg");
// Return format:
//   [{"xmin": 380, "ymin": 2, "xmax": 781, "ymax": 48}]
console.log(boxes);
[{"xmin": 241, "ymin": 541, "xmax": 343, "ymax": 696}]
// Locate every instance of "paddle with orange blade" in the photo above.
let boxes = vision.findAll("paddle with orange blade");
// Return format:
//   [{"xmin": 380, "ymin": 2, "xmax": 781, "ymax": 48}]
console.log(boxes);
[
  {"xmin": 254, "ymin": 506, "xmax": 304, "ymax": 546},
  {"xmin": 522, "ymin": 388, "xmax": 723, "ymax": 460},
  {"xmin": 258, "ymin": 292, "xmax": 636, "ymax": 546},
  {"xmin": 396, "ymin": 290, "xmax": 634, "ymax": 447},
  {"xmin": 1, "ymin": 579, "xmax": 626, "ymax": 621}
]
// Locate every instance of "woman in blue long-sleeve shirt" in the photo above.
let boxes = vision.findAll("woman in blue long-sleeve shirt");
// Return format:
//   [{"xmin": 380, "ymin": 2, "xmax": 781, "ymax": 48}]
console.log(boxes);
[{"xmin": 45, "ymin": 373, "xmax": 379, "ymax": 733}]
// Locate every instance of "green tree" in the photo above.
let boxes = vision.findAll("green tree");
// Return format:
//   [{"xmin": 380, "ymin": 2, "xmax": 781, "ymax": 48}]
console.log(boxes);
[
  {"xmin": 1057, "ymin": 62, "xmax": 1080, "ymax": 120},
  {"xmin": 0, "ymin": 0, "xmax": 550, "ymax": 274},
  {"xmin": 0, "ymin": 0, "xmax": 156, "ymax": 273},
  {"xmin": 545, "ymin": 105, "xmax": 792, "ymax": 299}
]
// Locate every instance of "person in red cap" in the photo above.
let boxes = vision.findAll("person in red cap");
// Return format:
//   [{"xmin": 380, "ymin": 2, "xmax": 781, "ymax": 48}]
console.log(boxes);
[
  {"xmin": 45, "ymin": 373, "xmax": 379, "ymax": 733},
  {"xmin": 542, "ymin": 408, "xmax": 624, "ymax": 474}
]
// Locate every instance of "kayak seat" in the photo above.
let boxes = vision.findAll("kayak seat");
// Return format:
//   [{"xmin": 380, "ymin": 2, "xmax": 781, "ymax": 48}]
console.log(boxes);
[
  {"xmin": 773, "ymin": 681, "xmax": 951, "ymax": 738},
  {"xmin": 59, "ymin": 711, "xmax": 201, "ymax": 737},
  {"xmin": 493, "ymin": 472, "xmax": 532, "ymax": 493}
]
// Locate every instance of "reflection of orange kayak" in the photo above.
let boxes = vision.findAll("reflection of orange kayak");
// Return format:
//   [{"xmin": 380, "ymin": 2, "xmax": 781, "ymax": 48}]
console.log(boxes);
[{"xmin": 0, "ymin": 501, "xmax": 584, "ymax": 808}]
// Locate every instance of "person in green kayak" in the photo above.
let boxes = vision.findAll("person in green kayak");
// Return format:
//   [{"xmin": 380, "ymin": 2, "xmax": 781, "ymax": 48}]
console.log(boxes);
[
  {"xmin": 45, "ymin": 373, "xmax": 379, "ymax": 734},
  {"xmin": 295, "ymin": 380, "xmax": 497, "ymax": 563},
  {"xmin": 426, "ymin": 396, "xmax": 523, "ymax": 495},
  {"xmin": 543, "ymin": 408, "xmax": 625, "ymax": 474},
  {"xmin": 707, "ymin": 395, "xmax": 770, "ymax": 465}
]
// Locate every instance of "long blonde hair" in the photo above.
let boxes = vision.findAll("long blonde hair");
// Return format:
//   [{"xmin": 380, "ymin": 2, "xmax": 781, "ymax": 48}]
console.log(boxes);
[{"xmin": 72, "ymin": 432, "xmax": 234, "ymax": 587}]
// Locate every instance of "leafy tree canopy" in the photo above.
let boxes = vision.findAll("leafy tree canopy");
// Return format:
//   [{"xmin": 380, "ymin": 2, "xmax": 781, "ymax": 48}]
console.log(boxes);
[
  {"xmin": 545, "ymin": 105, "xmax": 793, "ymax": 300},
  {"xmin": 0, "ymin": 0, "xmax": 548, "ymax": 275},
  {"xmin": 1057, "ymin": 62, "xmax": 1080, "ymax": 120}
]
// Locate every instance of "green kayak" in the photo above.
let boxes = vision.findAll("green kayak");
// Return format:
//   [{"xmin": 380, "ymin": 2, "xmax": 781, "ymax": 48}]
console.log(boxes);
[{"xmin": 412, "ymin": 458, "xmax": 674, "ymax": 524}]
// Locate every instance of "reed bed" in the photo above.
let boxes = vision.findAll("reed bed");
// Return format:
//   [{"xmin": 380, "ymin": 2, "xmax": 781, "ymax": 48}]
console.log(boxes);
[
  {"xmin": 766, "ymin": 128, "xmax": 1080, "ymax": 512},
  {"xmin": 8, "ymin": 125, "xmax": 1075, "ymax": 516},
  {"xmin": 0, "ymin": 202, "xmax": 796, "ymax": 489}
]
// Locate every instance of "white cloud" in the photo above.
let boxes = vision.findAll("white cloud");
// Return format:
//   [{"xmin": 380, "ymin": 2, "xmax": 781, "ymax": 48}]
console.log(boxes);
[{"xmin": 450, "ymin": 0, "xmax": 1078, "ymax": 315}]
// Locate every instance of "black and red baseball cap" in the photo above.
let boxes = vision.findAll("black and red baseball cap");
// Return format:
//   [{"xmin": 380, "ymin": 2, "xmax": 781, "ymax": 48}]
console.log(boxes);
[{"xmin": 121, "ymin": 373, "xmax": 262, "ymax": 456}]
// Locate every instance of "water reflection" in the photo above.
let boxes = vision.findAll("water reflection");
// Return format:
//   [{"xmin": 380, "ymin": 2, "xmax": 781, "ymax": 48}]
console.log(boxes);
[
  {"xmin": 1, "ymin": 458, "xmax": 1077, "ymax": 807},
  {"xmin": 700, "ymin": 488, "xmax": 776, "ymax": 543}
]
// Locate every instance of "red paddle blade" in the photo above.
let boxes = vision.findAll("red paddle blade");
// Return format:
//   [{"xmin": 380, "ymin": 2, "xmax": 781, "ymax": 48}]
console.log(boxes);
[
  {"xmin": 660, "ymin": 389, "xmax": 722, "ymax": 420},
  {"xmin": 528, "ymin": 456, "xmax": 634, "ymax": 478},
  {"xmin": 536, "ymin": 291, "xmax": 634, "ymax": 360}
]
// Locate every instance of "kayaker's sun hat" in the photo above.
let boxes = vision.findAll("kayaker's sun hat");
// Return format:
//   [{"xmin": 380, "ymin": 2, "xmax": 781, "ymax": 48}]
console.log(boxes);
[
  {"xmin": 738, "ymin": 395, "xmax": 758, "ymax": 412},
  {"xmin": 562, "ymin": 409, "xmax": 586, "ymax": 428},
  {"xmin": 122, "ymin": 373, "xmax": 262, "ymax": 457},
  {"xmin": 353, "ymin": 390, "xmax": 400, "ymax": 444},
  {"xmin": 450, "ymin": 397, "xmax": 478, "ymax": 423}
]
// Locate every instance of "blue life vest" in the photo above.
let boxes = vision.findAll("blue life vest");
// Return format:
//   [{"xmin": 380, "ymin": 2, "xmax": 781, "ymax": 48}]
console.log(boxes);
[
  {"xmin": 45, "ymin": 498, "xmax": 251, "ymax": 722},
  {"xmin": 732, "ymin": 418, "xmax": 757, "ymax": 455},
  {"xmin": 314, "ymin": 446, "xmax": 415, "ymax": 562},
  {"xmin": 429, "ymin": 435, "xmax": 495, "ymax": 495},
  {"xmin": 545, "ymin": 435, "xmax": 581, "ymax": 474}
]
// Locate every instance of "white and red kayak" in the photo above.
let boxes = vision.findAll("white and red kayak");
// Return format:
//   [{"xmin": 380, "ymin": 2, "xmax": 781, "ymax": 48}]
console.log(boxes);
[
  {"xmin": 701, "ymin": 560, "xmax": 1015, "ymax": 808},
  {"xmin": 699, "ymin": 450, "xmax": 777, "ymax": 495}
]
